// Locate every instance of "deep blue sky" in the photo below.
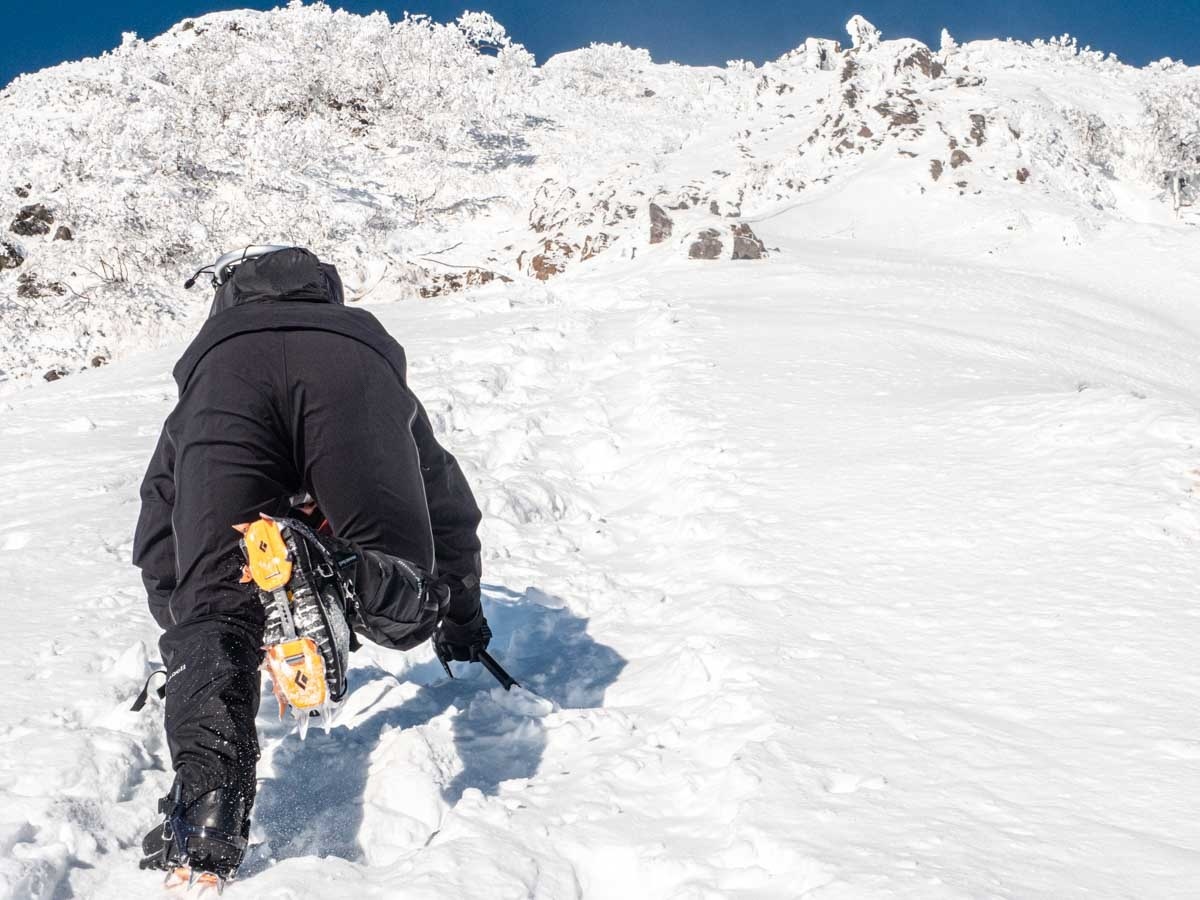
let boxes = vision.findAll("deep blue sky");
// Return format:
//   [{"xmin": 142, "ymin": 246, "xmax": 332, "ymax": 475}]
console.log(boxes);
[{"xmin": 2, "ymin": 1, "xmax": 1197, "ymax": 89}]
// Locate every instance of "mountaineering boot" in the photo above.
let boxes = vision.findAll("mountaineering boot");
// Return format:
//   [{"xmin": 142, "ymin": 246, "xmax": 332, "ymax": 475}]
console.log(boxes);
[
  {"xmin": 140, "ymin": 783, "xmax": 250, "ymax": 890},
  {"xmin": 236, "ymin": 514, "xmax": 357, "ymax": 737}
]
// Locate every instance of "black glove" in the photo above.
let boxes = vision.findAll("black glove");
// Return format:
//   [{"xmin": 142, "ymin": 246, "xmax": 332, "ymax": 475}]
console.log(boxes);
[{"xmin": 434, "ymin": 605, "xmax": 492, "ymax": 663}]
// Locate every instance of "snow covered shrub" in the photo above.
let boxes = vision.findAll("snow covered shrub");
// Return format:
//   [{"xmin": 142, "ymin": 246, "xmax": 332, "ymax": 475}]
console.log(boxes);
[
  {"xmin": 541, "ymin": 43, "xmax": 656, "ymax": 100},
  {"xmin": 0, "ymin": 2, "xmax": 536, "ymax": 291},
  {"xmin": 1140, "ymin": 79, "xmax": 1200, "ymax": 210}
]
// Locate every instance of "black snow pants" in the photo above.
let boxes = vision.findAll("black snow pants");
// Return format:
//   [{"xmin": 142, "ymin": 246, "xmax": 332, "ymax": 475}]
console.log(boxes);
[{"xmin": 133, "ymin": 328, "xmax": 480, "ymax": 808}]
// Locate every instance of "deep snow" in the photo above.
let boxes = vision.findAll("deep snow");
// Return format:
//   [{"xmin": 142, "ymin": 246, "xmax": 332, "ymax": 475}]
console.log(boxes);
[{"xmin": 4, "ymin": 208, "xmax": 1200, "ymax": 896}]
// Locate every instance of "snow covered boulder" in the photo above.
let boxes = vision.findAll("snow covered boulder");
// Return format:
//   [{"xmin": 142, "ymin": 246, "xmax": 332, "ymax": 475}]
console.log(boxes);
[
  {"xmin": 0, "ymin": 239, "xmax": 24, "ymax": 269},
  {"xmin": 10, "ymin": 203, "xmax": 54, "ymax": 237}
]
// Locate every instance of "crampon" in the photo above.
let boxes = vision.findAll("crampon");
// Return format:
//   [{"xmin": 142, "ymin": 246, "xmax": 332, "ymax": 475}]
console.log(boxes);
[
  {"xmin": 237, "ymin": 514, "xmax": 356, "ymax": 739},
  {"xmin": 162, "ymin": 867, "xmax": 228, "ymax": 894}
]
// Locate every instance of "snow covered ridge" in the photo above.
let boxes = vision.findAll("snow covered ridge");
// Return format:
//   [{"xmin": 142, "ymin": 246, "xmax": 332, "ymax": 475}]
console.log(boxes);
[{"xmin": 0, "ymin": 5, "xmax": 1197, "ymax": 386}]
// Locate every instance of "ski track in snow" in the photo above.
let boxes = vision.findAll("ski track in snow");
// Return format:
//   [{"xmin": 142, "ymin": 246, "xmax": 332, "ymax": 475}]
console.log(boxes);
[{"xmin": 3, "ymin": 237, "xmax": 1200, "ymax": 897}]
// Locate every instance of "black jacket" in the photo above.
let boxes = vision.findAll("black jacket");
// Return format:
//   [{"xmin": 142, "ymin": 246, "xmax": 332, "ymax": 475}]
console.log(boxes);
[{"xmin": 133, "ymin": 249, "xmax": 482, "ymax": 626}]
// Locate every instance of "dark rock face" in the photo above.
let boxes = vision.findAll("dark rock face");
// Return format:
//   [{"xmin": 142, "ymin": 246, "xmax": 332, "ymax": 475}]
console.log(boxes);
[
  {"xmin": 53, "ymin": 225, "xmax": 73, "ymax": 241},
  {"xmin": 10, "ymin": 204, "xmax": 54, "ymax": 237},
  {"xmin": 43, "ymin": 367, "xmax": 67, "ymax": 382},
  {"xmin": 0, "ymin": 239, "xmax": 25, "ymax": 269},
  {"xmin": 950, "ymin": 149, "xmax": 972, "ymax": 168},
  {"xmin": 1016, "ymin": 167, "xmax": 1030, "ymax": 183},
  {"xmin": 91, "ymin": 355, "xmax": 109, "ymax": 368},
  {"xmin": 688, "ymin": 229, "xmax": 724, "ymax": 260},
  {"xmin": 14, "ymin": 184, "xmax": 30, "ymax": 198},
  {"xmin": 930, "ymin": 159, "xmax": 944, "ymax": 181},
  {"xmin": 730, "ymin": 224, "xmax": 766, "ymax": 260},
  {"xmin": 17, "ymin": 272, "xmax": 67, "ymax": 298},
  {"xmin": 649, "ymin": 203, "xmax": 673, "ymax": 244}
]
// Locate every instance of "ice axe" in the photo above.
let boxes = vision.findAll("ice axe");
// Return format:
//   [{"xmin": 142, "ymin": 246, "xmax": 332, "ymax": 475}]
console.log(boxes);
[{"xmin": 436, "ymin": 643, "xmax": 520, "ymax": 691}]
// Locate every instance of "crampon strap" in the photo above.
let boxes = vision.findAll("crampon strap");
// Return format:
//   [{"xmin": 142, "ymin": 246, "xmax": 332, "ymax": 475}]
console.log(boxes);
[{"xmin": 130, "ymin": 668, "xmax": 168, "ymax": 712}]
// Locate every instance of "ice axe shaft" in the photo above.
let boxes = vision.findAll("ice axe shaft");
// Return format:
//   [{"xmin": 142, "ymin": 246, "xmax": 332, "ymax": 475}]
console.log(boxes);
[
  {"xmin": 437, "ymin": 646, "xmax": 520, "ymax": 691},
  {"xmin": 477, "ymin": 649, "xmax": 519, "ymax": 691}
]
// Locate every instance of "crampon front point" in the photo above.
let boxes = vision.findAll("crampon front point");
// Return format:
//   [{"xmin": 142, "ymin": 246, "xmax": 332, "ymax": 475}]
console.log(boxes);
[
  {"xmin": 237, "ymin": 514, "xmax": 354, "ymax": 739},
  {"xmin": 162, "ymin": 866, "xmax": 227, "ymax": 894}
]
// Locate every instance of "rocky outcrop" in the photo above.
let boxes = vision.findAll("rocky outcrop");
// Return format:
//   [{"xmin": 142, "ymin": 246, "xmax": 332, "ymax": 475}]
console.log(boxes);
[
  {"xmin": 804, "ymin": 38, "xmax": 842, "ymax": 71},
  {"xmin": 418, "ymin": 266, "xmax": 510, "ymax": 298},
  {"xmin": 0, "ymin": 239, "xmax": 25, "ymax": 269},
  {"xmin": 53, "ymin": 226, "xmax": 73, "ymax": 241},
  {"xmin": 10, "ymin": 204, "xmax": 54, "ymax": 237},
  {"xmin": 896, "ymin": 46, "xmax": 943, "ymax": 79},
  {"xmin": 687, "ymin": 223, "xmax": 768, "ymax": 261},
  {"xmin": 649, "ymin": 203, "xmax": 673, "ymax": 244},
  {"xmin": 526, "ymin": 238, "xmax": 575, "ymax": 280},
  {"xmin": 730, "ymin": 224, "xmax": 766, "ymax": 260},
  {"xmin": 688, "ymin": 229, "xmax": 724, "ymax": 259}
]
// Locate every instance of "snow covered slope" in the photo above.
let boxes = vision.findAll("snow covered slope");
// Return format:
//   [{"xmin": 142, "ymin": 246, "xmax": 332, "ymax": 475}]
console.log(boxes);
[{"xmin": 2, "ymin": 7, "xmax": 1200, "ymax": 900}]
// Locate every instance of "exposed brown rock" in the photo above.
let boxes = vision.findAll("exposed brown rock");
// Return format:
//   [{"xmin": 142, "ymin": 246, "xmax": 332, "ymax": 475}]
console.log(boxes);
[
  {"xmin": 53, "ymin": 225, "xmax": 73, "ymax": 241},
  {"xmin": 419, "ymin": 267, "xmax": 510, "ymax": 298},
  {"xmin": 873, "ymin": 100, "xmax": 919, "ymax": 129},
  {"xmin": 688, "ymin": 229, "xmax": 724, "ymax": 260},
  {"xmin": 896, "ymin": 47, "xmax": 944, "ymax": 79},
  {"xmin": 858, "ymin": 125, "xmax": 874, "ymax": 138},
  {"xmin": 968, "ymin": 114, "xmax": 987, "ymax": 146},
  {"xmin": 730, "ymin": 224, "xmax": 766, "ymax": 260},
  {"xmin": 950, "ymin": 149, "xmax": 972, "ymax": 168},
  {"xmin": 649, "ymin": 203, "xmax": 673, "ymax": 244},
  {"xmin": 1016, "ymin": 167, "xmax": 1030, "ymax": 183},
  {"xmin": 930, "ymin": 159, "xmax": 944, "ymax": 181},
  {"xmin": 529, "ymin": 239, "xmax": 575, "ymax": 280},
  {"xmin": 91, "ymin": 355, "xmax": 109, "ymax": 368},
  {"xmin": 10, "ymin": 204, "xmax": 53, "ymax": 237},
  {"xmin": 14, "ymin": 184, "xmax": 30, "ymax": 198},
  {"xmin": 43, "ymin": 367, "xmax": 67, "ymax": 382}
]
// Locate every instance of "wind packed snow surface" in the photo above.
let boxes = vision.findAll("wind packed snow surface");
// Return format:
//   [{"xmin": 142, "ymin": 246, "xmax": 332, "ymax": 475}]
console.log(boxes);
[{"xmin": 2, "ymin": 7, "xmax": 1200, "ymax": 900}]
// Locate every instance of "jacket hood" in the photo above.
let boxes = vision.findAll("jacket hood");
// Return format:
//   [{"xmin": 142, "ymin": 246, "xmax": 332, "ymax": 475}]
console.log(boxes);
[{"xmin": 208, "ymin": 247, "xmax": 345, "ymax": 317}]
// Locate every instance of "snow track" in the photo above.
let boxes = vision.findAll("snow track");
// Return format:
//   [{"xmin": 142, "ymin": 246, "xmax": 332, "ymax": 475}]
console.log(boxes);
[{"xmin": 3, "ymin": 236, "xmax": 1200, "ymax": 897}]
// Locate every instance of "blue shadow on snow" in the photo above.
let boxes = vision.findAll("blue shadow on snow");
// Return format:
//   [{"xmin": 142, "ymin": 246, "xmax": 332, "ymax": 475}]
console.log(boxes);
[{"xmin": 247, "ymin": 583, "xmax": 625, "ymax": 866}]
